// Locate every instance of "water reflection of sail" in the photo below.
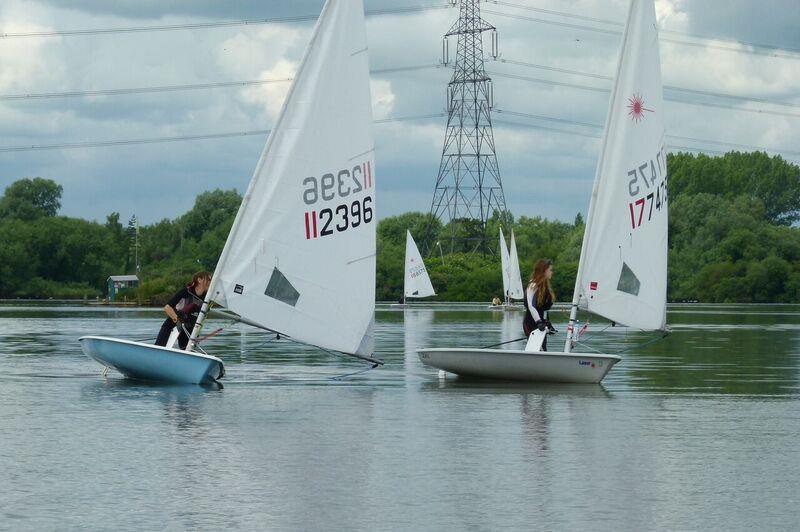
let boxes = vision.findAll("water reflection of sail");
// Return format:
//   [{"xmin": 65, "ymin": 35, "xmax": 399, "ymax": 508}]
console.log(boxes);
[
  {"xmin": 404, "ymin": 309, "xmax": 435, "ymax": 376},
  {"xmin": 520, "ymin": 395, "xmax": 550, "ymax": 453},
  {"xmin": 500, "ymin": 309, "xmax": 523, "ymax": 347}
]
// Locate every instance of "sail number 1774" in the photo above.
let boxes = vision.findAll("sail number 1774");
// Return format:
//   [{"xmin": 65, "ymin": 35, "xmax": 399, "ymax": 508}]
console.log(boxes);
[
  {"xmin": 627, "ymin": 145, "xmax": 668, "ymax": 230},
  {"xmin": 628, "ymin": 181, "xmax": 667, "ymax": 229}
]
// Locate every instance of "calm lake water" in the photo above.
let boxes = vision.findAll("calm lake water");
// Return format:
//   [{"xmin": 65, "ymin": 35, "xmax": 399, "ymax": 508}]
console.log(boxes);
[{"xmin": 1, "ymin": 303, "xmax": 798, "ymax": 530}]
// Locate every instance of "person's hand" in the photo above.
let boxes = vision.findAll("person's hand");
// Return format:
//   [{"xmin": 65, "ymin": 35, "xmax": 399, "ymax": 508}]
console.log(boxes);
[
  {"xmin": 546, "ymin": 321, "xmax": 558, "ymax": 335},
  {"xmin": 173, "ymin": 314, "xmax": 183, "ymax": 325},
  {"xmin": 536, "ymin": 319, "xmax": 546, "ymax": 332}
]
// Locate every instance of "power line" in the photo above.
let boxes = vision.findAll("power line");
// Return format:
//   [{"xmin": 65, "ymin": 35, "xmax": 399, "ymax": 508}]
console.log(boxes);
[
  {"xmin": 490, "ymin": 70, "xmax": 609, "ymax": 93},
  {"xmin": 0, "ymin": 64, "xmax": 442, "ymax": 101},
  {"xmin": 668, "ymin": 134, "xmax": 800, "ymax": 157},
  {"xmin": 2, "ymin": 107, "xmax": 797, "ymax": 164},
  {"xmin": 4, "ymin": 0, "xmax": 796, "ymax": 63},
  {"xmin": 495, "ymin": 58, "xmax": 800, "ymax": 111},
  {"xmin": 0, "ymin": 4, "xmax": 454, "ymax": 39},
  {"xmin": 489, "ymin": 70, "xmax": 800, "ymax": 120},
  {"xmin": 488, "ymin": 0, "xmax": 621, "ymax": 27},
  {"xmin": 486, "ymin": 1, "xmax": 800, "ymax": 59},
  {"xmin": 484, "ymin": 9, "xmax": 619, "ymax": 36},
  {"xmin": 14, "ymin": 54, "xmax": 797, "ymax": 120},
  {"xmin": 0, "ymin": 79, "xmax": 292, "ymax": 101},
  {"xmin": 660, "ymin": 29, "xmax": 800, "ymax": 59},
  {"xmin": 0, "ymin": 130, "xmax": 270, "ymax": 152},
  {"xmin": 4, "ymin": 56, "xmax": 795, "ymax": 124},
  {"xmin": 493, "ymin": 108, "xmax": 800, "ymax": 159},
  {"xmin": 497, "ymin": 58, "xmax": 611, "ymax": 81},
  {"xmin": 494, "ymin": 108, "xmax": 600, "ymax": 130},
  {"xmin": 495, "ymin": 117, "xmax": 800, "ymax": 163},
  {"xmin": 0, "ymin": 112, "xmax": 444, "ymax": 152},
  {"xmin": 493, "ymin": 118, "xmax": 600, "ymax": 139},
  {"xmin": 374, "ymin": 112, "xmax": 445, "ymax": 124}
]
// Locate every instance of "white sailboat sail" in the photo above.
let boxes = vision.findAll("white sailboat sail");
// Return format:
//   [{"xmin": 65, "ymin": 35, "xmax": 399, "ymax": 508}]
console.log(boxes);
[
  {"xmin": 499, "ymin": 228, "xmax": 510, "ymax": 300},
  {"xmin": 404, "ymin": 230, "xmax": 435, "ymax": 299},
  {"xmin": 572, "ymin": 0, "xmax": 668, "ymax": 331},
  {"xmin": 507, "ymin": 230, "xmax": 525, "ymax": 300},
  {"xmin": 191, "ymin": 0, "xmax": 376, "ymax": 357}
]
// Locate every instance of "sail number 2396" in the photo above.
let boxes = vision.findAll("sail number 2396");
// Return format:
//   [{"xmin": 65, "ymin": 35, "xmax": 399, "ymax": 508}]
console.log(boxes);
[
  {"xmin": 304, "ymin": 197, "xmax": 373, "ymax": 239},
  {"xmin": 302, "ymin": 161, "xmax": 375, "ymax": 240}
]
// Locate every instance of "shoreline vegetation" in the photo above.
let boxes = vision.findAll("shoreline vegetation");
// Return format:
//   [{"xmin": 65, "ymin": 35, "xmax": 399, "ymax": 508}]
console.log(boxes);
[{"xmin": 2, "ymin": 151, "xmax": 799, "ymax": 304}]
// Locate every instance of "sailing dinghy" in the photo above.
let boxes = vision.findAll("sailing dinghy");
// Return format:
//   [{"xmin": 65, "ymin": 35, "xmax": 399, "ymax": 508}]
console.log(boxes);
[
  {"xmin": 419, "ymin": 0, "xmax": 667, "ymax": 383},
  {"xmin": 80, "ymin": 0, "xmax": 380, "ymax": 383},
  {"xmin": 394, "ymin": 230, "xmax": 436, "ymax": 307},
  {"xmin": 494, "ymin": 228, "xmax": 524, "ymax": 310}
]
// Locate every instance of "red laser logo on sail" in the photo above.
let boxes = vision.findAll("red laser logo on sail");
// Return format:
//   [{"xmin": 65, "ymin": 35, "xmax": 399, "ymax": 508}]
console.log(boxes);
[{"xmin": 627, "ymin": 92, "xmax": 653, "ymax": 123}]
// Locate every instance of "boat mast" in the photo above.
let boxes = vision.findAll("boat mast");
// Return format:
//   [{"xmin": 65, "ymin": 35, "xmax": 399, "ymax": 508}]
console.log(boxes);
[
  {"xmin": 564, "ymin": 0, "xmax": 637, "ymax": 353},
  {"xmin": 499, "ymin": 228, "xmax": 508, "ymax": 306}
]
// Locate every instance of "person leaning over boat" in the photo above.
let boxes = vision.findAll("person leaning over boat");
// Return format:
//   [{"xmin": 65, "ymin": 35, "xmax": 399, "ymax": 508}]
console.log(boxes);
[
  {"xmin": 155, "ymin": 271, "xmax": 212, "ymax": 350},
  {"xmin": 522, "ymin": 259, "xmax": 557, "ymax": 351}
]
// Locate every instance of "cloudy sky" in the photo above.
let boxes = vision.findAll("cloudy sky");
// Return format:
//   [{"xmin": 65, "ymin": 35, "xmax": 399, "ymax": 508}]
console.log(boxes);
[{"xmin": 1, "ymin": 0, "xmax": 798, "ymax": 225}]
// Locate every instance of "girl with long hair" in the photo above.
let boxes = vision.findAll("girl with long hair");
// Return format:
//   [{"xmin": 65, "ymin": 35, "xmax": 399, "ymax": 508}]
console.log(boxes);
[
  {"xmin": 155, "ymin": 271, "xmax": 212, "ymax": 350},
  {"xmin": 522, "ymin": 259, "xmax": 556, "ymax": 351}
]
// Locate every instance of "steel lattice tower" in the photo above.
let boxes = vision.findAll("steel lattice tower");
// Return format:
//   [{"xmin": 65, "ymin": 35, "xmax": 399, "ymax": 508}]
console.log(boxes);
[{"xmin": 427, "ymin": 0, "xmax": 508, "ymax": 254}]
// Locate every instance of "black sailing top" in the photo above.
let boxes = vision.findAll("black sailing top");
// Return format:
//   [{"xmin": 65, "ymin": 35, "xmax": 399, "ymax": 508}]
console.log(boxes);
[{"xmin": 523, "ymin": 283, "xmax": 553, "ymax": 334}]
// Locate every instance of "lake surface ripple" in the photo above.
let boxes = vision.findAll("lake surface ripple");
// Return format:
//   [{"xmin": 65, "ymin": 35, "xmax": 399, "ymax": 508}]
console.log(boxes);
[{"xmin": 1, "ymin": 303, "xmax": 798, "ymax": 530}]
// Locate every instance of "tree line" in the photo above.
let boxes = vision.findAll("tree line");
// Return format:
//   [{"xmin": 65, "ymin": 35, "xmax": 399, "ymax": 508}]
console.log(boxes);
[{"xmin": 2, "ymin": 151, "xmax": 799, "ymax": 303}]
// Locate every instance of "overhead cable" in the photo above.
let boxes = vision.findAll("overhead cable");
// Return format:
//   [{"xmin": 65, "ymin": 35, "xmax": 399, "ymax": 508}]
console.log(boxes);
[
  {"xmin": 487, "ymin": 0, "xmax": 622, "ymax": 27},
  {"xmin": 5, "ymin": 1, "xmax": 796, "ymax": 60},
  {"xmin": 489, "ymin": 70, "xmax": 800, "ymax": 120},
  {"xmin": 483, "ymin": 7, "xmax": 800, "ymax": 59},
  {"xmin": 0, "ymin": 4, "xmax": 453, "ymax": 39},
  {"xmin": 0, "ymin": 64, "xmax": 442, "ymax": 101},
  {"xmin": 493, "ymin": 108, "xmax": 800, "ymax": 158},
  {"xmin": 495, "ymin": 58, "xmax": 800, "ymax": 110},
  {"xmin": 0, "ymin": 113, "xmax": 444, "ymax": 152},
  {"xmin": 493, "ymin": 119, "xmax": 800, "ymax": 164}
]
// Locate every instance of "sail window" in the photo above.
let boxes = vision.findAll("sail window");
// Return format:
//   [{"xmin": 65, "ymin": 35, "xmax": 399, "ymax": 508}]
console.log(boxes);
[
  {"xmin": 264, "ymin": 268, "xmax": 300, "ymax": 307},
  {"xmin": 616, "ymin": 262, "xmax": 641, "ymax": 296}
]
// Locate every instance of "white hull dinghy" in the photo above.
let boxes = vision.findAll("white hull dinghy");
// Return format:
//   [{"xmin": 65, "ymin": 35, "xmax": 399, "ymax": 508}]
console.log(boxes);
[
  {"xmin": 418, "ymin": 348, "xmax": 620, "ymax": 384},
  {"xmin": 418, "ymin": 0, "xmax": 669, "ymax": 384},
  {"xmin": 80, "ymin": 336, "xmax": 224, "ymax": 385},
  {"xmin": 80, "ymin": 0, "xmax": 382, "ymax": 382}
]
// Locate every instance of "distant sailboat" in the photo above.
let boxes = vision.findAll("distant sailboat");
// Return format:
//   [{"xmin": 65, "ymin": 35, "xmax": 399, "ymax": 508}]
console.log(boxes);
[
  {"xmin": 81, "ymin": 0, "xmax": 381, "ymax": 383},
  {"xmin": 419, "ymin": 0, "xmax": 666, "ymax": 383},
  {"xmin": 497, "ymin": 228, "xmax": 524, "ymax": 309},
  {"xmin": 397, "ymin": 230, "xmax": 435, "ymax": 306}
]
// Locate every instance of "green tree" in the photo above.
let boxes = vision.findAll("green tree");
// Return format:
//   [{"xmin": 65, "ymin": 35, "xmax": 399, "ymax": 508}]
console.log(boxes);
[
  {"xmin": 180, "ymin": 189, "xmax": 241, "ymax": 240},
  {"xmin": 0, "ymin": 177, "xmax": 63, "ymax": 220},
  {"xmin": 668, "ymin": 151, "xmax": 800, "ymax": 225},
  {"xmin": 0, "ymin": 219, "xmax": 37, "ymax": 295}
]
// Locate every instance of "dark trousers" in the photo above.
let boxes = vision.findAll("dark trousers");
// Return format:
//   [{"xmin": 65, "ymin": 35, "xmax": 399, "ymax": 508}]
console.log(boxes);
[{"xmin": 155, "ymin": 320, "xmax": 191, "ymax": 350}]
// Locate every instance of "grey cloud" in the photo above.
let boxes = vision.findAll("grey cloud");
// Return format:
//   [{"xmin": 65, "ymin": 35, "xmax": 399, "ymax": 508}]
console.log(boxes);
[
  {"xmin": 34, "ymin": 0, "xmax": 429, "ymax": 20},
  {"xmin": 35, "ymin": 0, "xmax": 326, "ymax": 20},
  {"xmin": 682, "ymin": 0, "xmax": 800, "ymax": 51}
]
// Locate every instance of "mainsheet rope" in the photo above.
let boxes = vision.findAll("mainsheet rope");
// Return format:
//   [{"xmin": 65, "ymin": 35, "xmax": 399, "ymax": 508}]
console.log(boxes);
[{"xmin": 196, "ymin": 321, "xmax": 383, "ymax": 380}]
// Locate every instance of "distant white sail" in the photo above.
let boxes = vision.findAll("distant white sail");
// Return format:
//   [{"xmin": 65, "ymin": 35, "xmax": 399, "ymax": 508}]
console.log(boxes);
[
  {"xmin": 197, "ymin": 0, "xmax": 376, "ymax": 356},
  {"xmin": 507, "ymin": 230, "xmax": 525, "ymax": 300},
  {"xmin": 404, "ymin": 231, "xmax": 435, "ymax": 299},
  {"xmin": 574, "ymin": 0, "xmax": 667, "ymax": 330},
  {"xmin": 499, "ymin": 228, "xmax": 510, "ymax": 299}
]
